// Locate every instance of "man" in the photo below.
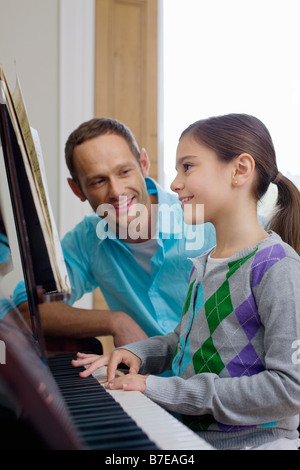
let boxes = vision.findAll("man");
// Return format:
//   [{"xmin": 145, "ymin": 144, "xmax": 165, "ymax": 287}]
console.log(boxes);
[{"xmin": 16, "ymin": 118, "xmax": 216, "ymax": 347}]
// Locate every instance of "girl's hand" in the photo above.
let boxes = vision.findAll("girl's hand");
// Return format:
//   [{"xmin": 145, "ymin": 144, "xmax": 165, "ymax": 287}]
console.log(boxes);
[
  {"xmin": 71, "ymin": 352, "xmax": 111, "ymax": 377},
  {"xmin": 71, "ymin": 348, "xmax": 141, "ymax": 381},
  {"xmin": 105, "ymin": 372, "xmax": 148, "ymax": 393}
]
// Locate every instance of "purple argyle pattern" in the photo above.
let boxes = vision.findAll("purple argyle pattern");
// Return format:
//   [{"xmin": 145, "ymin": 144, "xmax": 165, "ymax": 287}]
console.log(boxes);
[
  {"xmin": 251, "ymin": 244, "xmax": 286, "ymax": 287},
  {"xmin": 226, "ymin": 245, "xmax": 286, "ymax": 378}
]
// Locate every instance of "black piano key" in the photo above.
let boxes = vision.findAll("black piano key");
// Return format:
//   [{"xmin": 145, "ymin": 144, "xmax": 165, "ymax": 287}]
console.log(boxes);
[
  {"xmin": 68, "ymin": 403, "xmax": 124, "ymax": 414},
  {"xmin": 81, "ymin": 423, "xmax": 143, "ymax": 439},
  {"xmin": 72, "ymin": 410, "xmax": 131, "ymax": 426},
  {"xmin": 75, "ymin": 416, "xmax": 134, "ymax": 430},
  {"xmin": 88, "ymin": 435, "xmax": 158, "ymax": 451},
  {"xmin": 84, "ymin": 426, "xmax": 158, "ymax": 450},
  {"xmin": 67, "ymin": 404, "xmax": 124, "ymax": 415}
]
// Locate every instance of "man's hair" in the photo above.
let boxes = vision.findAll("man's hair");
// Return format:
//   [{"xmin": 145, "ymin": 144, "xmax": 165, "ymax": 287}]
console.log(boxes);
[{"xmin": 65, "ymin": 117, "xmax": 141, "ymax": 182}]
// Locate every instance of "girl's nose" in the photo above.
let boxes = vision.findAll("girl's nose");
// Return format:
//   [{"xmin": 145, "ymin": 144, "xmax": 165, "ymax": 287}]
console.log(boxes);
[{"xmin": 170, "ymin": 174, "xmax": 184, "ymax": 193}]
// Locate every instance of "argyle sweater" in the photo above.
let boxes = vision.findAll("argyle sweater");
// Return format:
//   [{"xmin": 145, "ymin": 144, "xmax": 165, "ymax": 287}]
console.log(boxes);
[{"xmin": 124, "ymin": 232, "xmax": 300, "ymax": 449}]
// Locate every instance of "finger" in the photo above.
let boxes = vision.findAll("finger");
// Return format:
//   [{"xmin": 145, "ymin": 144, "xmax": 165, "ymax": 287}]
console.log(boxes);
[
  {"xmin": 76, "ymin": 354, "xmax": 110, "ymax": 377},
  {"xmin": 104, "ymin": 376, "xmax": 127, "ymax": 390},
  {"xmin": 78, "ymin": 359, "xmax": 105, "ymax": 377},
  {"xmin": 76, "ymin": 352, "xmax": 96, "ymax": 359},
  {"xmin": 72, "ymin": 352, "xmax": 109, "ymax": 367},
  {"xmin": 71, "ymin": 355, "xmax": 98, "ymax": 367},
  {"xmin": 106, "ymin": 353, "xmax": 122, "ymax": 383},
  {"xmin": 122, "ymin": 382, "xmax": 146, "ymax": 393},
  {"xmin": 106, "ymin": 376, "xmax": 146, "ymax": 393},
  {"xmin": 119, "ymin": 353, "xmax": 141, "ymax": 375}
]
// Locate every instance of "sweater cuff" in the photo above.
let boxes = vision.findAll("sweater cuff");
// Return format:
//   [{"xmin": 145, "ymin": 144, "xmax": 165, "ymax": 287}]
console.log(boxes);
[{"xmin": 144, "ymin": 375, "xmax": 167, "ymax": 401}]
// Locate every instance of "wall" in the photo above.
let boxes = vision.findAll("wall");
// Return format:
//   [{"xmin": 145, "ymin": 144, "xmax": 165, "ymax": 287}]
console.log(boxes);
[
  {"xmin": 0, "ymin": 0, "xmax": 95, "ymax": 305},
  {"xmin": 0, "ymin": 0, "xmax": 60, "ymax": 217}
]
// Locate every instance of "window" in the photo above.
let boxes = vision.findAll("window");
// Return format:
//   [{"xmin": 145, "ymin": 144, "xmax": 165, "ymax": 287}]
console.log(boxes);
[{"xmin": 162, "ymin": 0, "xmax": 300, "ymax": 211}]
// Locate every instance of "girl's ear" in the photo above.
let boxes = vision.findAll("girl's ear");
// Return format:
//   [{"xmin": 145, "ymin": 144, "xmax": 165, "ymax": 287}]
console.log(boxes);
[{"xmin": 232, "ymin": 153, "xmax": 255, "ymax": 187}]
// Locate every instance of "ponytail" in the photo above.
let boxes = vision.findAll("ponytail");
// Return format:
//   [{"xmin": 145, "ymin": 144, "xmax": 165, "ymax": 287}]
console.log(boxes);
[{"xmin": 268, "ymin": 173, "xmax": 300, "ymax": 255}]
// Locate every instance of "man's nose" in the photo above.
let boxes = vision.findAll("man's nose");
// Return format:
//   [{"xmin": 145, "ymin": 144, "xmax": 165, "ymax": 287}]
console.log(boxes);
[{"xmin": 108, "ymin": 178, "xmax": 124, "ymax": 200}]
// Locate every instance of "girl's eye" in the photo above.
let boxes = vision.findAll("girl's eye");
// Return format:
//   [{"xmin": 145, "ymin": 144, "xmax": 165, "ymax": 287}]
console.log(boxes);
[{"xmin": 183, "ymin": 163, "xmax": 192, "ymax": 172}]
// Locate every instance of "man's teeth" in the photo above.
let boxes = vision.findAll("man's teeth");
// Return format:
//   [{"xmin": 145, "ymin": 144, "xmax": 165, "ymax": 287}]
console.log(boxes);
[{"xmin": 115, "ymin": 198, "xmax": 133, "ymax": 209}]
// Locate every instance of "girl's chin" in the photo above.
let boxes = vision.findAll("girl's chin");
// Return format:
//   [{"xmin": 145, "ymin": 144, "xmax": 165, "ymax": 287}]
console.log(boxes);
[{"xmin": 183, "ymin": 203, "xmax": 204, "ymax": 225}]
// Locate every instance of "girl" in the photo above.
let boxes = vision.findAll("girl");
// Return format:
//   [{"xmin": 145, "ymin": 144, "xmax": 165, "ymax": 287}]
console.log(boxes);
[{"xmin": 73, "ymin": 114, "xmax": 300, "ymax": 450}]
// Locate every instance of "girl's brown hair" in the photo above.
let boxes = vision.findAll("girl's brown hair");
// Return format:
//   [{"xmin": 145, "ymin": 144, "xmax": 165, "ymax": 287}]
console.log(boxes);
[{"xmin": 180, "ymin": 114, "xmax": 300, "ymax": 254}]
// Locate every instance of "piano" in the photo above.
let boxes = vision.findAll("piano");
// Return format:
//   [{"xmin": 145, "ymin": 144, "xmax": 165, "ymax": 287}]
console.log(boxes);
[
  {"xmin": 0, "ymin": 306, "xmax": 213, "ymax": 450},
  {"xmin": 0, "ymin": 72, "xmax": 213, "ymax": 451}
]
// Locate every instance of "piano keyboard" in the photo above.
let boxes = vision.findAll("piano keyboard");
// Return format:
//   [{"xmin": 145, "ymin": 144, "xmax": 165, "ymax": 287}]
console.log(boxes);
[
  {"xmin": 49, "ymin": 354, "xmax": 213, "ymax": 450},
  {"xmin": 92, "ymin": 368, "xmax": 214, "ymax": 451},
  {"xmin": 48, "ymin": 355, "xmax": 158, "ymax": 450}
]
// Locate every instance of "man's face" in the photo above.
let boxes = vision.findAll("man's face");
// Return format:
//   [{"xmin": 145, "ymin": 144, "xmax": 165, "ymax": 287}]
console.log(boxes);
[{"xmin": 69, "ymin": 133, "xmax": 153, "ymax": 239}]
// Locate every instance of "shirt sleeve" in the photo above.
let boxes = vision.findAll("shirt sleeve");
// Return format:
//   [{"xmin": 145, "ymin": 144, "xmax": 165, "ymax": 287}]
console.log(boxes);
[{"xmin": 12, "ymin": 281, "xmax": 28, "ymax": 305}]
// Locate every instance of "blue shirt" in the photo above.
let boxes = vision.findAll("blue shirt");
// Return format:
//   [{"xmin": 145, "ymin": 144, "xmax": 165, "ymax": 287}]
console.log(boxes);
[{"xmin": 12, "ymin": 178, "xmax": 216, "ymax": 336}]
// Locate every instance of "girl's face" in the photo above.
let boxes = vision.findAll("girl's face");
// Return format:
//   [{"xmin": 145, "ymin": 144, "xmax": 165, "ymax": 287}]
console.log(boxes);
[{"xmin": 171, "ymin": 133, "xmax": 234, "ymax": 225}]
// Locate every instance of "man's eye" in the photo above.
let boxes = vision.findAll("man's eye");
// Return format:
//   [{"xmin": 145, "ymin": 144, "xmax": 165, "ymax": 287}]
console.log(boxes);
[
  {"xmin": 91, "ymin": 179, "xmax": 104, "ymax": 186},
  {"xmin": 122, "ymin": 169, "xmax": 131, "ymax": 174}
]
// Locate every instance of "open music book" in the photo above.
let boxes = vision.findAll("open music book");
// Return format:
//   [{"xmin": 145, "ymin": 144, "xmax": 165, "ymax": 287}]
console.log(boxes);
[{"xmin": 0, "ymin": 64, "xmax": 70, "ymax": 296}]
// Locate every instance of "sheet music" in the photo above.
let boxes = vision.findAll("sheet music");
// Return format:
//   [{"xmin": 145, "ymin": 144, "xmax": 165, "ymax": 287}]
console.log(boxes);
[
  {"xmin": 31, "ymin": 128, "xmax": 70, "ymax": 293},
  {"xmin": 12, "ymin": 78, "xmax": 52, "ymax": 233}
]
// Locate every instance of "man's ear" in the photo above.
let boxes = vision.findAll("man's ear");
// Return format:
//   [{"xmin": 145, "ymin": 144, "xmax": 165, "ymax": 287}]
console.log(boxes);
[
  {"xmin": 67, "ymin": 178, "xmax": 87, "ymax": 202},
  {"xmin": 139, "ymin": 148, "xmax": 150, "ymax": 178},
  {"xmin": 232, "ymin": 153, "xmax": 255, "ymax": 186}
]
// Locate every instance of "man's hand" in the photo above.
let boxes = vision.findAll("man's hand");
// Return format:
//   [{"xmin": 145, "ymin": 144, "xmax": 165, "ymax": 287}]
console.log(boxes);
[{"xmin": 17, "ymin": 301, "xmax": 148, "ymax": 347}]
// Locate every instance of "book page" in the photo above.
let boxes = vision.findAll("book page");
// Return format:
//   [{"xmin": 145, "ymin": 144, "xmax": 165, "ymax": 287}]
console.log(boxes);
[
  {"xmin": 12, "ymin": 77, "xmax": 52, "ymax": 234},
  {"xmin": 31, "ymin": 128, "xmax": 70, "ymax": 293}
]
